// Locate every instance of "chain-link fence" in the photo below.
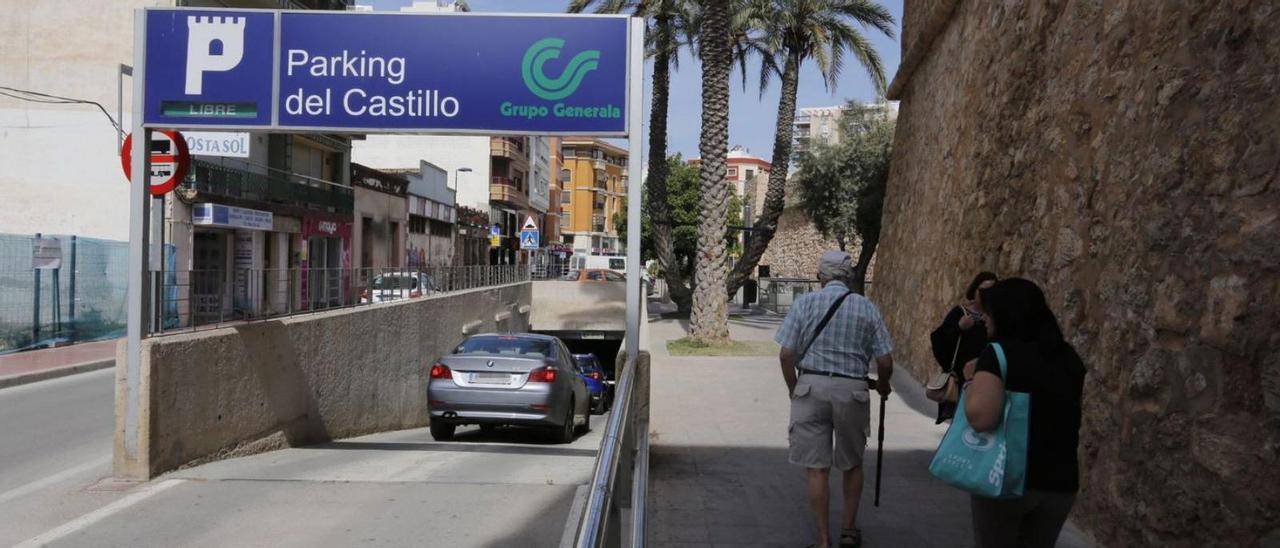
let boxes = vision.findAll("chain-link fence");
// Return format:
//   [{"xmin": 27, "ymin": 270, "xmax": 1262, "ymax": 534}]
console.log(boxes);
[{"xmin": 0, "ymin": 233, "xmax": 130, "ymax": 354}]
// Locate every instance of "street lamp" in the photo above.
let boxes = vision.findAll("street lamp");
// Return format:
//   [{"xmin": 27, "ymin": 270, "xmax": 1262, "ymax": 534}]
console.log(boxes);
[{"xmin": 452, "ymin": 167, "xmax": 472, "ymax": 190}]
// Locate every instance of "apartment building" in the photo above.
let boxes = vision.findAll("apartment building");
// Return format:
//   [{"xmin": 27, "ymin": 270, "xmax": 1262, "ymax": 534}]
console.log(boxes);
[{"xmin": 558, "ymin": 139, "xmax": 628, "ymax": 256}]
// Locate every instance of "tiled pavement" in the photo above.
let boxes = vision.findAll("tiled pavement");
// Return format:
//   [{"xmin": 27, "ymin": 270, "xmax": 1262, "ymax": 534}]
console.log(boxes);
[
  {"xmin": 646, "ymin": 310, "xmax": 1093, "ymax": 548},
  {"xmin": 0, "ymin": 338, "xmax": 116, "ymax": 387}
]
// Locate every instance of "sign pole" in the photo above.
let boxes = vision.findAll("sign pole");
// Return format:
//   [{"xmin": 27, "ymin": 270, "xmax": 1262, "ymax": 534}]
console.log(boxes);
[
  {"xmin": 124, "ymin": 8, "xmax": 151, "ymax": 463},
  {"xmin": 625, "ymin": 17, "xmax": 644, "ymax": 363}
]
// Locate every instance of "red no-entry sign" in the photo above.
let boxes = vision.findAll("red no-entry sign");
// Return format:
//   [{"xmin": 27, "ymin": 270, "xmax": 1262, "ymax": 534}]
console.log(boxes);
[{"xmin": 121, "ymin": 130, "xmax": 191, "ymax": 196}]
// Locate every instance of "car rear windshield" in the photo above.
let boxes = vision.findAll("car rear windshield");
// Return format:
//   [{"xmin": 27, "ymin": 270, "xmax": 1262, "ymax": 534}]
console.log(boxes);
[
  {"xmin": 457, "ymin": 336, "xmax": 554, "ymax": 358},
  {"xmin": 372, "ymin": 275, "xmax": 417, "ymax": 290}
]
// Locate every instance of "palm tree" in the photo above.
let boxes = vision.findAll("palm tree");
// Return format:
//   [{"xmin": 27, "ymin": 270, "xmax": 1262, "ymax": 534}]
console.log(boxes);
[
  {"xmin": 688, "ymin": 0, "xmax": 733, "ymax": 344},
  {"xmin": 568, "ymin": 0, "xmax": 697, "ymax": 311},
  {"xmin": 725, "ymin": 0, "xmax": 895, "ymax": 296}
]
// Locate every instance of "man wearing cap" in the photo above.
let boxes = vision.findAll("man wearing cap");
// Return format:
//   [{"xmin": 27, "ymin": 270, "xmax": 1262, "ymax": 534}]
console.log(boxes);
[{"xmin": 775, "ymin": 251, "xmax": 895, "ymax": 548}]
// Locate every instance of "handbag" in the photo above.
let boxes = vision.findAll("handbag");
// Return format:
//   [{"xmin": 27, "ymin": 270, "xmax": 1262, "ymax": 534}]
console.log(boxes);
[
  {"xmin": 925, "ymin": 335, "xmax": 962, "ymax": 403},
  {"xmin": 927, "ymin": 342, "xmax": 1031, "ymax": 498}
]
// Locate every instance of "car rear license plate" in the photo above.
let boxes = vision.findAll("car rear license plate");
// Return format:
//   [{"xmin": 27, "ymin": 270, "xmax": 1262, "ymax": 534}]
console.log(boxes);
[{"xmin": 472, "ymin": 372, "xmax": 511, "ymax": 385}]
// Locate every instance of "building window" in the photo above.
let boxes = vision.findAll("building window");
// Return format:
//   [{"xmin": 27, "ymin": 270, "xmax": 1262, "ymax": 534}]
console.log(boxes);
[
  {"xmin": 727, "ymin": 167, "xmax": 738, "ymax": 178},
  {"xmin": 745, "ymin": 169, "xmax": 754, "ymax": 180},
  {"xmin": 409, "ymin": 215, "xmax": 428, "ymax": 234},
  {"xmin": 561, "ymin": 188, "xmax": 572, "ymax": 204}
]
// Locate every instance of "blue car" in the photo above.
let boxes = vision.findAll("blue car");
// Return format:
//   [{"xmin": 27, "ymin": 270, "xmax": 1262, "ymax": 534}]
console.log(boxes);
[{"xmin": 573, "ymin": 353, "xmax": 611, "ymax": 415}]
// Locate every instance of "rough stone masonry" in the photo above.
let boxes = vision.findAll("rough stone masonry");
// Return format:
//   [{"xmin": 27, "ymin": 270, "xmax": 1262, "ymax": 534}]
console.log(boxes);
[{"xmin": 877, "ymin": 1, "xmax": 1279, "ymax": 546}]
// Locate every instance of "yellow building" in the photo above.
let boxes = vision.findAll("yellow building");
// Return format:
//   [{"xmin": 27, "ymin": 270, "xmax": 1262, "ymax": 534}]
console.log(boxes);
[{"xmin": 558, "ymin": 138, "xmax": 628, "ymax": 255}]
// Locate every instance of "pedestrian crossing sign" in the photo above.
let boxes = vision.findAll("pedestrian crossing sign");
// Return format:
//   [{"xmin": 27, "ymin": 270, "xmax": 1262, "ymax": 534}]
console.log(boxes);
[{"xmin": 520, "ymin": 229, "xmax": 540, "ymax": 250}]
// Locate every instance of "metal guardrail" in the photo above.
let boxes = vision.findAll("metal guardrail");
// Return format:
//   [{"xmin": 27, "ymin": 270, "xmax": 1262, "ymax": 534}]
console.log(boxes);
[{"xmin": 575, "ymin": 351, "xmax": 648, "ymax": 547}]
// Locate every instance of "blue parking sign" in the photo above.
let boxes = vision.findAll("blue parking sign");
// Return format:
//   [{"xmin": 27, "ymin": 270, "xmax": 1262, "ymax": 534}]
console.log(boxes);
[
  {"xmin": 141, "ymin": 8, "xmax": 631, "ymax": 135},
  {"xmin": 144, "ymin": 9, "xmax": 276, "ymax": 127}
]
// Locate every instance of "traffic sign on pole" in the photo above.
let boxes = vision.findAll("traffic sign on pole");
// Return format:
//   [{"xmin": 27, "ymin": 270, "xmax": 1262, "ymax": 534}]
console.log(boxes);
[
  {"xmin": 121, "ymin": 130, "xmax": 191, "ymax": 195},
  {"xmin": 520, "ymin": 229, "xmax": 540, "ymax": 250}
]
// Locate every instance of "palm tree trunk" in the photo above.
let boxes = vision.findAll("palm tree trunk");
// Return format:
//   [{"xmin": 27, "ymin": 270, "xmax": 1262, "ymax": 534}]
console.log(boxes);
[
  {"xmin": 689, "ymin": 0, "xmax": 732, "ymax": 344},
  {"xmin": 645, "ymin": 12, "xmax": 692, "ymax": 312},
  {"xmin": 725, "ymin": 51, "xmax": 801, "ymax": 297}
]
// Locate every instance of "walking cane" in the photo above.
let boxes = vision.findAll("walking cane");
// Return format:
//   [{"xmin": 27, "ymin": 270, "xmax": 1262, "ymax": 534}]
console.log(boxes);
[{"xmin": 874, "ymin": 393, "xmax": 886, "ymax": 507}]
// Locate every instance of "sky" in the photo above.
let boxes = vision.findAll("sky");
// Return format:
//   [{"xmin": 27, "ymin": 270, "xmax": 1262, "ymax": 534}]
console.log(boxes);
[{"xmin": 363, "ymin": 0, "xmax": 904, "ymax": 163}]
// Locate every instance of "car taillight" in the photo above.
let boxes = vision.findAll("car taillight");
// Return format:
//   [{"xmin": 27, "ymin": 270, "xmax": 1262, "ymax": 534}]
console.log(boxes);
[
  {"xmin": 430, "ymin": 363, "xmax": 451, "ymax": 379},
  {"xmin": 410, "ymin": 289, "xmax": 422, "ymax": 298},
  {"xmin": 528, "ymin": 367, "xmax": 558, "ymax": 383},
  {"xmin": 589, "ymin": 371, "xmax": 602, "ymax": 381}
]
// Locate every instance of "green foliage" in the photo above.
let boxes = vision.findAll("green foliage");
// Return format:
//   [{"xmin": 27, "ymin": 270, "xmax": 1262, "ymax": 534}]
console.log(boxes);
[
  {"xmin": 667, "ymin": 337, "xmax": 780, "ymax": 356},
  {"xmin": 743, "ymin": 0, "xmax": 895, "ymax": 95},
  {"xmin": 615, "ymin": 154, "xmax": 742, "ymax": 276},
  {"xmin": 794, "ymin": 102, "xmax": 895, "ymax": 252}
]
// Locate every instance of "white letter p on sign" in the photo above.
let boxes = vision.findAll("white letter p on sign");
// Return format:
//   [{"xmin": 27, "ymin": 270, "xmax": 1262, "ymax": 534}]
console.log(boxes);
[{"xmin": 185, "ymin": 16, "xmax": 246, "ymax": 95}]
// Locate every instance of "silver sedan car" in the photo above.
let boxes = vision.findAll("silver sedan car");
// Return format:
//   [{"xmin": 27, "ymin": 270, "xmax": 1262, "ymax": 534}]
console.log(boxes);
[{"xmin": 427, "ymin": 333, "xmax": 591, "ymax": 443}]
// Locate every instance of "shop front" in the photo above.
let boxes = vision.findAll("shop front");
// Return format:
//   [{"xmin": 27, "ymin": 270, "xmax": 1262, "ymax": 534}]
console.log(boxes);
[
  {"xmin": 300, "ymin": 217, "xmax": 352, "ymax": 310},
  {"xmin": 189, "ymin": 203, "xmax": 274, "ymax": 324}
]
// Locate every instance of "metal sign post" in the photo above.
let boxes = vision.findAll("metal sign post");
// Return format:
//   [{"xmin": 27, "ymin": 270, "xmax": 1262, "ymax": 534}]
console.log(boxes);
[
  {"xmin": 125, "ymin": 8, "xmax": 151, "ymax": 461},
  {"xmin": 624, "ymin": 18, "xmax": 642, "ymax": 367}
]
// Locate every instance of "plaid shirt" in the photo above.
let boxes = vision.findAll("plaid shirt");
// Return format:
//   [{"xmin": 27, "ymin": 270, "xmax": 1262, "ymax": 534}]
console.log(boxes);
[{"xmin": 774, "ymin": 281, "xmax": 894, "ymax": 377}]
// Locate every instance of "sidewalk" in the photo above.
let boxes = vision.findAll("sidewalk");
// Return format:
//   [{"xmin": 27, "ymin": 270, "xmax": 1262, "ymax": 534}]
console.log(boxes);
[
  {"xmin": 0, "ymin": 339, "xmax": 117, "ymax": 388},
  {"xmin": 647, "ymin": 312, "xmax": 1093, "ymax": 547}
]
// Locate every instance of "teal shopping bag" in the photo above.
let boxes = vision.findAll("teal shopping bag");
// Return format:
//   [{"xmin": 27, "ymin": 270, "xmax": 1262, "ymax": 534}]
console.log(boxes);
[{"xmin": 927, "ymin": 343, "xmax": 1030, "ymax": 498}]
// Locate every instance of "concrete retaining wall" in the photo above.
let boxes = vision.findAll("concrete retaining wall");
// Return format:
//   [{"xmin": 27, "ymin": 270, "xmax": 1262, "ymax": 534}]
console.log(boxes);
[{"xmin": 114, "ymin": 282, "xmax": 531, "ymax": 479}]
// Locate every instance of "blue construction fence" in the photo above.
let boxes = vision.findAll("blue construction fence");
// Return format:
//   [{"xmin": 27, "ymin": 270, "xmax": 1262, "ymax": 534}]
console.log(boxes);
[{"xmin": 0, "ymin": 233, "xmax": 155, "ymax": 355}]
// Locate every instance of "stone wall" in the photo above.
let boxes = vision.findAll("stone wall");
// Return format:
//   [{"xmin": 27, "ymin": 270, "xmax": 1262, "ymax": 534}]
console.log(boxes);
[
  {"xmin": 878, "ymin": 2, "xmax": 1279, "ymax": 546},
  {"xmin": 759, "ymin": 207, "xmax": 839, "ymax": 278},
  {"xmin": 115, "ymin": 282, "xmax": 531, "ymax": 479}
]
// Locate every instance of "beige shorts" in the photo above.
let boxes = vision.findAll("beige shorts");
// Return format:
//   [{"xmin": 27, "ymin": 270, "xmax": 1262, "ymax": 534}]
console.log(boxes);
[{"xmin": 788, "ymin": 375, "xmax": 871, "ymax": 471}]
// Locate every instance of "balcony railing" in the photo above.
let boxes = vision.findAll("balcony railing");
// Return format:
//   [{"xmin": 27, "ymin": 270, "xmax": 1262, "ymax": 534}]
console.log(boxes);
[
  {"xmin": 183, "ymin": 158, "xmax": 353, "ymax": 214},
  {"xmin": 490, "ymin": 177, "xmax": 529, "ymax": 209},
  {"xmin": 491, "ymin": 138, "xmax": 528, "ymax": 163}
]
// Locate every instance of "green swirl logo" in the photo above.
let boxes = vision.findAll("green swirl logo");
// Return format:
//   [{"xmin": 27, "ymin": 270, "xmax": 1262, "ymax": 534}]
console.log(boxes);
[{"xmin": 521, "ymin": 38, "xmax": 601, "ymax": 101}]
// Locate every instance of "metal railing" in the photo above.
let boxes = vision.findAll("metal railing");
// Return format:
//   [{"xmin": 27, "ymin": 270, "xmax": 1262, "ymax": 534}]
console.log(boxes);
[
  {"xmin": 185, "ymin": 159, "xmax": 354, "ymax": 214},
  {"xmin": 575, "ymin": 350, "xmax": 649, "ymax": 547},
  {"xmin": 148, "ymin": 264, "xmax": 529, "ymax": 335},
  {"xmin": 757, "ymin": 277, "xmax": 874, "ymax": 314}
]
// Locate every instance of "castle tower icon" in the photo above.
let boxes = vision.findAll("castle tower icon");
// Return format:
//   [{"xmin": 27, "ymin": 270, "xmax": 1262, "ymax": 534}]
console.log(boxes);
[{"xmin": 185, "ymin": 16, "xmax": 246, "ymax": 95}]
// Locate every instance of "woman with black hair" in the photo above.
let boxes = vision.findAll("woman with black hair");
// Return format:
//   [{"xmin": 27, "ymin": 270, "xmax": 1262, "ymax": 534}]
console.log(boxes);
[
  {"xmin": 962, "ymin": 278, "xmax": 1087, "ymax": 548},
  {"xmin": 928, "ymin": 272, "xmax": 998, "ymax": 423}
]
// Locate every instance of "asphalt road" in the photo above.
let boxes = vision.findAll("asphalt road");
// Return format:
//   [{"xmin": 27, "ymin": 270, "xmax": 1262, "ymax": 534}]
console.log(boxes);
[
  {"xmin": 1, "ymin": 369, "xmax": 606, "ymax": 548},
  {"xmin": 0, "ymin": 368, "xmax": 117, "ymax": 546}
]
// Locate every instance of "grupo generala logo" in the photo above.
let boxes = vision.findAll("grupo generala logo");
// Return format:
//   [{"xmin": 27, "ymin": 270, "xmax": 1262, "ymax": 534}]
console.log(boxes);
[
  {"xmin": 962, "ymin": 428, "xmax": 997, "ymax": 451},
  {"xmin": 501, "ymin": 38, "xmax": 621, "ymax": 122},
  {"xmin": 522, "ymin": 38, "xmax": 599, "ymax": 100},
  {"xmin": 185, "ymin": 16, "xmax": 246, "ymax": 95}
]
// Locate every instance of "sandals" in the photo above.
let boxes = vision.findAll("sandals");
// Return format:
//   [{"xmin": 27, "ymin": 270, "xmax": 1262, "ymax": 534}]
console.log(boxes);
[
  {"xmin": 804, "ymin": 528, "xmax": 861, "ymax": 548},
  {"xmin": 839, "ymin": 528, "xmax": 863, "ymax": 548}
]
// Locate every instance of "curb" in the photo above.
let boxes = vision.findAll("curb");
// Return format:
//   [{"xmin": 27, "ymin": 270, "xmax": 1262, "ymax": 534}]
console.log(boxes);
[{"xmin": 0, "ymin": 359, "xmax": 115, "ymax": 390}]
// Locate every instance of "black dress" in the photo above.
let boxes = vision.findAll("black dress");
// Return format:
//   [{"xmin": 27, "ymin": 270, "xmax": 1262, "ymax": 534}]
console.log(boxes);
[
  {"xmin": 973, "ymin": 340, "xmax": 1086, "ymax": 492},
  {"xmin": 928, "ymin": 306, "xmax": 988, "ymax": 423}
]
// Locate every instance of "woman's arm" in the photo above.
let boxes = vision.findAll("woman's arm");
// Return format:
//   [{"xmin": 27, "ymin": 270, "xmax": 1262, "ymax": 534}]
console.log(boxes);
[{"xmin": 964, "ymin": 371, "xmax": 1005, "ymax": 432}]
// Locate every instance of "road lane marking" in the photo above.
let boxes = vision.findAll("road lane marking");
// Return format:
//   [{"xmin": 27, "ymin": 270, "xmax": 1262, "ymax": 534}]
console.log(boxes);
[
  {"xmin": 0, "ymin": 456, "xmax": 111, "ymax": 506},
  {"xmin": 15, "ymin": 479, "xmax": 184, "ymax": 547}
]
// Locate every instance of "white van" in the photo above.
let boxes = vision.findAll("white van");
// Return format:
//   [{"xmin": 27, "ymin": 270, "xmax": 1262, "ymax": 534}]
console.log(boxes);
[{"xmin": 569, "ymin": 255, "xmax": 626, "ymax": 274}]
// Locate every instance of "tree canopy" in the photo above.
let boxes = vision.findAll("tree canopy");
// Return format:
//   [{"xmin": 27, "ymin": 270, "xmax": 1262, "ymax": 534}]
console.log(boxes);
[{"xmin": 793, "ymin": 102, "xmax": 894, "ymax": 292}]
